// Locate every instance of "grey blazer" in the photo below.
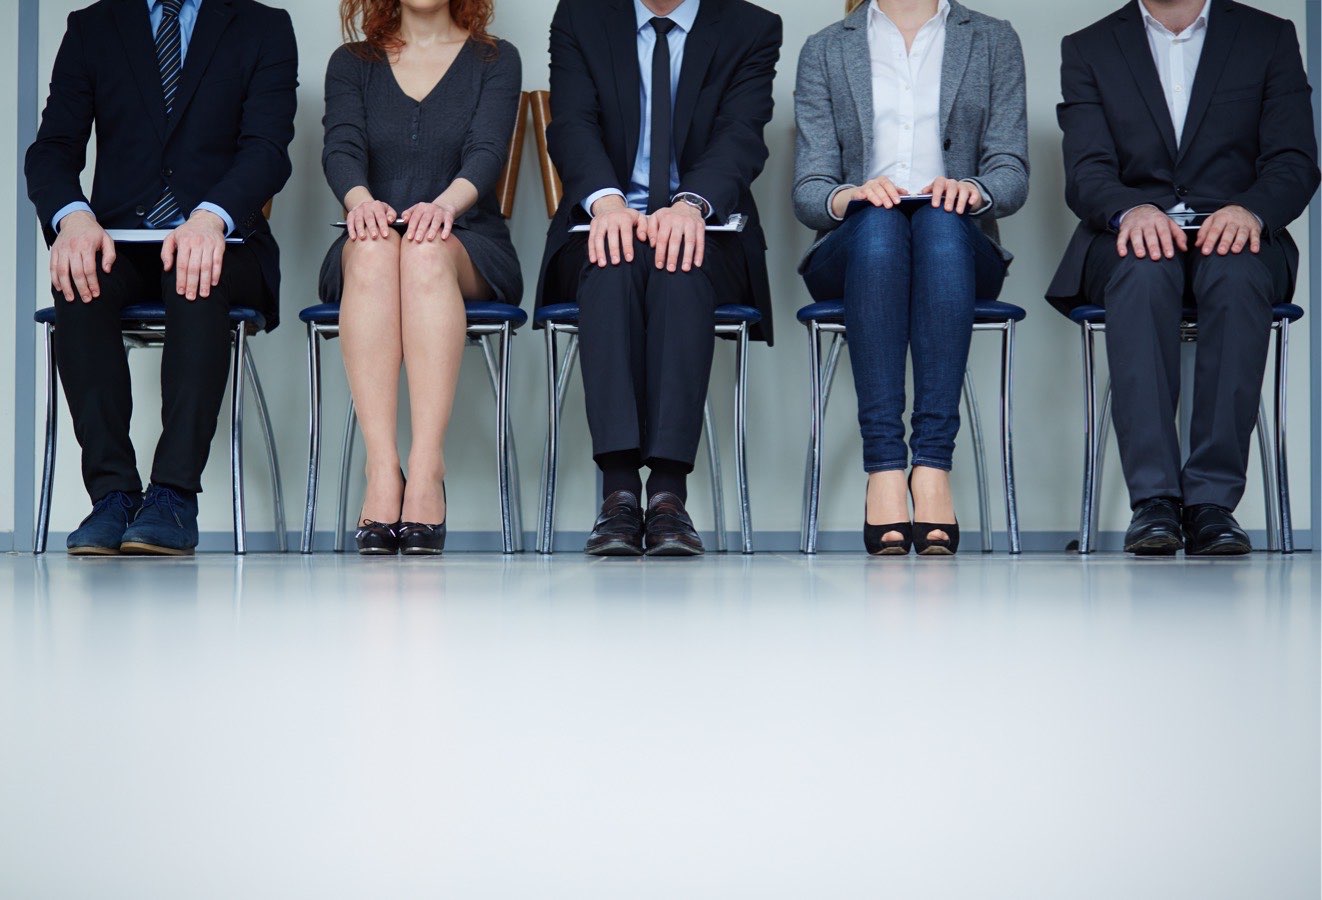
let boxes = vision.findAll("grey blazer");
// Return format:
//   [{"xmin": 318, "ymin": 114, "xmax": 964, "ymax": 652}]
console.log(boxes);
[{"xmin": 792, "ymin": 0, "xmax": 1029, "ymax": 271}]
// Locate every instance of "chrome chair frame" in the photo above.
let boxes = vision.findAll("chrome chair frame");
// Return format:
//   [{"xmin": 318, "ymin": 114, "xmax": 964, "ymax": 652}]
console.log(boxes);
[
  {"xmin": 35, "ymin": 319, "xmax": 286, "ymax": 555},
  {"xmin": 535, "ymin": 317, "xmax": 754, "ymax": 555},
  {"xmin": 301, "ymin": 318, "xmax": 524, "ymax": 555},
  {"xmin": 1077, "ymin": 315, "xmax": 1294, "ymax": 554},
  {"xmin": 800, "ymin": 317, "xmax": 1021, "ymax": 555}
]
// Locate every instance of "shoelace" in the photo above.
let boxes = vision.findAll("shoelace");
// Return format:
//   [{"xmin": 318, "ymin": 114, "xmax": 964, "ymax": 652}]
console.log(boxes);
[
  {"xmin": 140, "ymin": 488, "xmax": 184, "ymax": 526},
  {"xmin": 82, "ymin": 491, "xmax": 134, "ymax": 525}
]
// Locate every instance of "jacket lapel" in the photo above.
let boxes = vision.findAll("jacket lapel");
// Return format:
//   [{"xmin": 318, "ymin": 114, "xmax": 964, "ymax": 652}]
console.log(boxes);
[
  {"xmin": 940, "ymin": 2, "xmax": 974, "ymax": 134},
  {"xmin": 112, "ymin": 0, "xmax": 167, "ymax": 141},
  {"xmin": 841, "ymin": 2, "xmax": 872, "ymax": 169},
  {"xmin": 164, "ymin": 0, "xmax": 235, "ymax": 139},
  {"xmin": 1114, "ymin": 2, "xmax": 1179, "ymax": 160},
  {"xmin": 673, "ymin": 0, "xmax": 721, "ymax": 158},
  {"xmin": 607, "ymin": 0, "xmax": 642, "ymax": 173},
  {"xmin": 1178, "ymin": 0, "xmax": 1239, "ymax": 160}
]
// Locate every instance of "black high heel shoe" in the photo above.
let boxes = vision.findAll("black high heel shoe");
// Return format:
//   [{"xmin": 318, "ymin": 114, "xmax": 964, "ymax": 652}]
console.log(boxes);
[
  {"xmin": 864, "ymin": 493, "xmax": 913, "ymax": 556},
  {"xmin": 399, "ymin": 482, "xmax": 446, "ymax": 556},
  {"xmin": 909, "ymin": 471, "xmax": 960, "ymax": 556},
  {"xmin": 355, "ymin": 520, "xmax": 400, "ymax": 555}
]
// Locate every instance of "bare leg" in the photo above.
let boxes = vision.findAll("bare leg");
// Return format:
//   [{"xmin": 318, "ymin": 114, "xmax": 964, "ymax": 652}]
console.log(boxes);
[
  {"xmin": 910, "ymin": 465, "xmax": 956, "ymax": 543},
  {"xmin": 340, "ymin": 231, "xmax": 405, "ymax": 525},
  {"xmin": 398, "ymin": 235, "xmax": 491, "ymax": 524},
  {"xmin": 866, "ymin": 471, "xmax": 910, "ymax": 542}
]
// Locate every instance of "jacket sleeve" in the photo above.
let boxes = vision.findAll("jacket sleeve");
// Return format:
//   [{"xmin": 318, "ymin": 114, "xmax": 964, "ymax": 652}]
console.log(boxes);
[
  {"xmin": 675, "ymin": 13, "xmax": 782, "ymax": 221},
  {"xmin": 456, "ymin": 43, "xmax": 523, "ymax": 199},
  {"xmin": 966, "ymin": 20, "xmax": 1030, "ymax": 220},
  {"xmin": 201, "ymin": 7, "xmax": 299, "ymax": 237},
  {"xmin": 1057, "ymin": 32, "xmax": 1161, "ymax": 231},
  {"xmin": 1228, "ymin": 20, "xmax": 1320, "ymax": 233},
  {"xmin": 791, "ymin": 32, "xmax": 846, "ymax": 232},
  {"xmin": 25, "ymin": 11, "xmax": 96, "ymax": 241}
]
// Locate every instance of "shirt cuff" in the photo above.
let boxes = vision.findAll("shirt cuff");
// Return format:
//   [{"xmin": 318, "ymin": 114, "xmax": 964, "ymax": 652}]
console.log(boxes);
[
  {"xmin": 671, "ymin": 192, "xmax": 712, "ymax": 219},
  {"xmin": 827, "ymin": 184, "xmax": 856, "ymax": 221},
  {"xmin": 52, "ymin": 201, "xmax": 94, "ymax": 232},
  {"xmin": 583, "ymin": 189, "xmax": 626, "ymax": 217},
  {"xmin": 193, "ymin": 203, "xmax": 235, "ymax": 236}
]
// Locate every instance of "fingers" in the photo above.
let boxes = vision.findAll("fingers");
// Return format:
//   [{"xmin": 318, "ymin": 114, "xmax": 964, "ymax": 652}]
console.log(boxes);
[
  {"xmin": 403, "ymin": 205, "xmax": 420, "ymax": 241},
  {"xmin": 80, "ymin": 247, "xmax": 100, "ymax": 299},
  {"xmin": 635, "ymin": 213, "xmax": 649, "ymax": 248},
  {"xmin": 197, "ymin": 246, "xmax": 213, "ymax": 298},
  {"xmin": 607, "ymin": 218, "xmax": 621, "ymax": 265},
  {"xmin": 211, "ymin": 241, "xmax": 225, "ymax": 287},
  {"xmin": 69, "ymin": 251, "xmax": 92, "ymax": 303},
  {"xmin": 1249, "ymin": 227, "xmax": 1261, "ymax": 254},
  {"xmin": 667, "ymin": 218, "xmax": 687, "ymax": 272},
  {"xmin": 654, "ymin": 217, "xmax": 672, "ymax": 269},
  {"xmin": 944, "ymin": 181, "xmax": 958, "ymax": 213},
  {"xmin": 55, "ymin": 254, "xmax": 75, "ymax": 303},
  {"xmin": 1230, "ymin": 222, "xmax": 1250, "ymax": 255},
  {"xmin": 1217, "ymin": 221, "xmax": 1238, "ymax": 255},
  {"xmin": 929, "ymin": 178, "xmax": 946, "ymax": 208},
  {"xmin": 589, "ymin": 216, "xmax": 602, "ymax": 266},
  {"xmin": 439, "ymin": 209, "xmax": 453, "ymax": 241},
  {"xmin": 375, "ymin": 205, "xmax": 391, "ymax": 238},
  {"xmin": 882, "ymin": 179, "xmax": 904, "ymax": 207},
  {"xmin": 1116, "ymin": 224, "xmax": 1130, "ymax": 258},
  {"xmin": 1142, "ymin": 223, "xmax": 1163, "ymax": 261},
  {"xmin": 183, "ymin": 245, "xmax": 202, "ymax": 299},
  {"xmin": 1199, "ymin": 217, "xmax": 1226, "ymax": 256},
  {"xmin": 693, "ymin": 223, "xmax": 705, "ymax": 269},
  {"xmin": 1157, "ymin": 219, "xmax": 1174, "ymax": 259},
  {"xmin": 100, "ymin": 233, "xmax": 117, "ymax": 274}
]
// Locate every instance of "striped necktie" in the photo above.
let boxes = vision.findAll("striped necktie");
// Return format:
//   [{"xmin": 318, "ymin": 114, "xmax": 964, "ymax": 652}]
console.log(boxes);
[{"xmin": 145, "ymin": 0, "xmax": 184, "ymax": 227}]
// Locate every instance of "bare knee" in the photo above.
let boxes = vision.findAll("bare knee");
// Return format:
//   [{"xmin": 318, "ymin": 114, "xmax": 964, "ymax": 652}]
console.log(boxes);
[
  {"xmin": 343, "ymin": 231, "xmax": 402, "ymax": 286},
  {"xmin": 400, "ymin": 237, "xmax": 461, "ymax": 285}
]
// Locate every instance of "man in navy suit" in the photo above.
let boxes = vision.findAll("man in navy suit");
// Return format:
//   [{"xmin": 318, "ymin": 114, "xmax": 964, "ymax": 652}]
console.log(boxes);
[{"xmin": 26, "ymin": 0, "xmax": 297, "ymax": 555}]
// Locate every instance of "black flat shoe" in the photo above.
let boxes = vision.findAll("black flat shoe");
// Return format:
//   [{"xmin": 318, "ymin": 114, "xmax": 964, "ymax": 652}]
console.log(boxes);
[
  {"xmin": 865, "ymin": 521, "xmax": 912, "ymax": 556},
  {"xmin": 1182, "ymin": 504, "xmax": 1251, "ymax": 556},
  {"xmin": 1124, "ymin": 497, "xmax": 1183, "ymax": 556},
  {"xmin": 355, "ymin": 520, "xmax": 400, "ymax": 555},
  {"xmin": 909, "ymin": 471, "xmax": 959, "ymax": 556},
  {"xmin": 399, "ymin": 482, "xmax": 447, "ymax": 556}
]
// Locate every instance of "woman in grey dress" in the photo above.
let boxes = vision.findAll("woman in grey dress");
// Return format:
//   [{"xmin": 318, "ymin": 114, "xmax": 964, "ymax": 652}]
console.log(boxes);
[{"xmin": 325, "ymin": 0, "xmax": 522, "ymax": 555}]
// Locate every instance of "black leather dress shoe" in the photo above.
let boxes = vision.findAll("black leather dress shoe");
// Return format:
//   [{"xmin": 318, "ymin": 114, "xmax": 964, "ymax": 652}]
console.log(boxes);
[
  {"xmin": 1124, "ymin": 497, "xmax": 1183, "ymax": 556},
  {"xmin": 585, "ymin": 491, "xmax": 644, "ymax": 556},
  {"xmin": 644, "ymin": 492, "xmax": 704, "ymax": 557},
  {"xmin": 1183, "ymin": 504, "xmax": 1252, "ymax": 556}
]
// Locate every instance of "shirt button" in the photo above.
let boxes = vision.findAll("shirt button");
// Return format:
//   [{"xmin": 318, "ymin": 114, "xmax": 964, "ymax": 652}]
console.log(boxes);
[
  {"xmin": 135, "ymin": 205, "xmax": 147, "ymax": 217},
  {"xmin": 1174, "ymin": 85, "xmax": 1183, "ymax": 93}
]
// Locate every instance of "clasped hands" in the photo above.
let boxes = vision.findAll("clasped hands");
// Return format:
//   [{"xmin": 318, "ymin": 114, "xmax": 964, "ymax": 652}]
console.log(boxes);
[
  {"xmin": 1116, "ymin": 204, "xmax": 1261, "ymax": 260},
  {"xmin": 587, "ymin": 195, "xmax": 706, "ymax": 272},
  {"xmin": 50, "ymin": 208, "xmax": 228, "ymax": 303}
]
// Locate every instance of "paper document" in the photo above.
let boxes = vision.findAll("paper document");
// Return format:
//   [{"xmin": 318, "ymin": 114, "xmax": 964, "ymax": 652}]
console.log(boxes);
[
  {"xmin": 570, "ymin": 214, "xmax": 747, "ymax": 234},
  {"xmin": 107, "ymin": 229, "xmax": 244, "ymax": 244}
]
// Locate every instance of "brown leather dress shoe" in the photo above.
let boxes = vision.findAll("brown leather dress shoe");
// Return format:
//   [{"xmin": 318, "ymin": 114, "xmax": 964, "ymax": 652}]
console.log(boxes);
[
  {"xmin": 585, "ymin": 491, "xmax": 645, "ymax": 556},
  {"xmin": 644, "ymin": 492, "xmax": 704, "ymax": 557}
]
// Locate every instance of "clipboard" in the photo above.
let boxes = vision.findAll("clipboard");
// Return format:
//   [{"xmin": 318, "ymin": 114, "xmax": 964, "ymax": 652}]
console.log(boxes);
[
  {"xmin": 106, "ymin": 229, "xmax": 245, "ymax": 244},
  {"xmin": 333, "ymin": 221, "xmax": 408, "ymax": 233},
  {"xmin": 569, "ymin": 214, "xmax": 747, "ymax": 234}
]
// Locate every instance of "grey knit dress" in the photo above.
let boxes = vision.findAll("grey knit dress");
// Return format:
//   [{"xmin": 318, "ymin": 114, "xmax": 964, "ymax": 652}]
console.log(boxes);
[{"xmin": 319, "ymin": 39, "xmax": 523, "ymax": 304}]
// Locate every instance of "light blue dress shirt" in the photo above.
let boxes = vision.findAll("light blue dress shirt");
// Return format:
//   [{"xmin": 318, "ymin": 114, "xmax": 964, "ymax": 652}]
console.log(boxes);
[
  {"xmin": 52, "ymin": 0, "xmax": 234, "ymax": 235},
  {"xmin": 583, "ymin": 0, "xmax": 704, "ymax": 216}
]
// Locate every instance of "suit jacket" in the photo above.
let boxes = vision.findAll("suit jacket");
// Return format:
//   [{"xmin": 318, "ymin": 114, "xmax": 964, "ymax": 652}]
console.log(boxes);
[
  {"xmin": 25, "ymin": 0, "xmax": 298, "ymax": 330},
  {"xmin": 1047, "ymin": 0, "xmax": 1319, "ymax": 312},
  {"xmin": 792, "ymin": 0, "xmax": 1029, "ymax": 271},
  {"xmin": 537, "ymin": 0, "xmax": 782, "ymax": 343}
]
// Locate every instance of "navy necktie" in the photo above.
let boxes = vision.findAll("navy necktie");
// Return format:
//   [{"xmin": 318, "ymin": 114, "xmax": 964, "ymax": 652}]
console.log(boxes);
[
  {"xmin": 648, "ymin": 17, "xmax": 677, "ymax": 215},
  {"xmin": 146, "ymin": 0, "xmax": 184, "ymax": 227}
]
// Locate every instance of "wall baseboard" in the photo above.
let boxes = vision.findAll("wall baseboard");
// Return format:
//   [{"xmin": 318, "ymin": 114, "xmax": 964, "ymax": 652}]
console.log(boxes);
[{"xmin": 7, "ymin": 529, "xmax": 1311, "ymax": 554}]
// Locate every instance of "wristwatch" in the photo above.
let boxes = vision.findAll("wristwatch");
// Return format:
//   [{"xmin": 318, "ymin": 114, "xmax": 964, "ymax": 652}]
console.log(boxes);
[{"xmin": 672, "ymin": 192, "xmax": 711, "ymax": 218}]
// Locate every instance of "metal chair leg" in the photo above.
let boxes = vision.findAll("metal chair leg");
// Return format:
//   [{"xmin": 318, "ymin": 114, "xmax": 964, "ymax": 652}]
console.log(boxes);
[
  {"xmin": 1079, "ymin": 324, "xmax": 1098, "ymax": 555},
  {"xmin": 302, "ymin": 325, "xmax": 323, "ymax": 554},
  {"xmin": 703, "ymin": 399, "xmax": 727, "ymax": 553},
  {"xmin": 35, "ymin": 324, "xmax": 58, "ymax": 555},
  {"xmin": 1093, "ymin": 376, "xmax": 1113, "ymax": 548},
  {"xmin": 245, "ymin": 351, "xmax": 286, "ymax": 553},
  {"xmin": 801, "ymin": 323, "xmax": 825, "ymax": 554},
  {"xmin": 495, "ymin": 324, "xmax": 516, "ymax": 553},
  {"xmin": 1257, "ymin": 399, "xmax": 1280, "ymax": 552},
  {"xmin": 538, "ymin": 326, "xmax": 560, "ymax": 554},
  {"xmin": 334, "ymin": 400, "xmax": 357, "ymax": 553},
  {"xmin": 230, "ymin": 327, "xmax": 249, "ymax": 555},
  {"xmin": 539, "ymin": 332, "xmax": 579, "ymax": 555},
  {"xmin": 733, "ymin": 323, "xmax": 753, "ymax": 554},
  {"xmin": 481, "ymin": 330, "xmax": 521, "ymax": 553},
  {"xmin": 962, "ymin": 370, "xmax": 993, "ymax": 553},
  {"xmin": 1275, "ymin": 320, "xmax": 1293, "ymax": 554},
  {"xmin": 1000, "ymin": 321, "xmax": 1022, "ymax": 555}
]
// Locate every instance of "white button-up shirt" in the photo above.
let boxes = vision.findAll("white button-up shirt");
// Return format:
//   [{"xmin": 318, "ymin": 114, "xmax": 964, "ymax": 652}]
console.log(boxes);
[
  {"xmin": 1142, "ymin": 0, "xmax": 1211, "ymax": 145},
  {"xmin": 866, "ymin": 0, "xmax": 949, "ymax": 191}
]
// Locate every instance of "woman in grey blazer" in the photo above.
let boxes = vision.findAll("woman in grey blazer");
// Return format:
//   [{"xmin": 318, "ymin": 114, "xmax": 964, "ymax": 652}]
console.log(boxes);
[{"xmin": 793, "ymin": 0, "xmax": 1028, "ymax": 556}]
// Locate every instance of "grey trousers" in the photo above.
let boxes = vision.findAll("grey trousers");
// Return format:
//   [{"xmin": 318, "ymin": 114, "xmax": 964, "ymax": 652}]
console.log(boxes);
[{"xmin": 1083, "ymin": 235, "xmax": 1290, "ymax": 510}]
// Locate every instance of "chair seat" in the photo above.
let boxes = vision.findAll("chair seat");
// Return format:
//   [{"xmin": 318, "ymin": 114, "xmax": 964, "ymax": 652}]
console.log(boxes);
[
  {"xmin": 1069, "ymin": 303, "xmax": 1306, "ymax": 325},
  {"xmin": 535, "ymin": 302, "xmax": 763, "ymax": 327},
  {"xmin": 299, "ymin": 301, "xmax": 528, "ymax": 328},
  {"xmin": 797, "ymin": 299, "xmax": 1026, "ymax": 325},
  {"xmin": 35, "ymin": 303, "xmax": 267, "ymax": 331}
]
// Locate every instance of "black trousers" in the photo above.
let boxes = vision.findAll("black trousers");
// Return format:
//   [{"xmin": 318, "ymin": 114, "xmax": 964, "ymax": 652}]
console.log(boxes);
[
  {"xmin": 52, "ymin": 243, "xmax": 265, "ymax": 502},
  {"xmin": 1083, "ymin": 235, "xmax": 1290, "ymax": 511},
  {"xmin": 551, "ymin": 233, "xmax": 746, "ymax": 469}
]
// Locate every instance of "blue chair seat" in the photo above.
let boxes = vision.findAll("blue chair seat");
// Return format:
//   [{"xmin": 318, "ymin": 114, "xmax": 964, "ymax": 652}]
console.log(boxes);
[
  {"xmin": 1069, "ymin": 303, "xmax": 1305, "ymax": 325},
  {"xmin": 797, "ymin": 299, "xmax": 1026, "ymax": 325},
  {"xmin": 535, "ymin": 302, "xmax": 762, "ymax": 327},
  {"xmin": 299, "ymin": 301, "xmax": 527, "ymax": 328},
  {"xmin": 35, "ymin": 303, "xmax": 267, "ymax": 331}
]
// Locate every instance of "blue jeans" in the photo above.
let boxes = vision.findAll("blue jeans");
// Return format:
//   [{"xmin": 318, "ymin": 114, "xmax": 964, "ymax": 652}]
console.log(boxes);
[{"xmin": 802, "ymin": 204, "xmax": 1008, "ymax": 472}]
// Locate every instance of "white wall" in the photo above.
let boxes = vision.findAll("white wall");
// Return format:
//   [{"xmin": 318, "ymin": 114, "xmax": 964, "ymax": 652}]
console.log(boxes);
[
  {"xmin": 25, "ymin": 0, "xmax": 1314, "ymax": 547},
  {"xmin": 0, "ymin": 0, "xmax": 20, "ymax": 538}
]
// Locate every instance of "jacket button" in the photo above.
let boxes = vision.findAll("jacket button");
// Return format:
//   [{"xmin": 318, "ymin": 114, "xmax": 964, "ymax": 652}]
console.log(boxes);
[
  {"xmin": 134, "ymin": 205, "xmax": 147, "ymax": 217},
  {"xmin": 162, "ymin": 167, "xmax": 172, "ymax": 178},
  {"xmin": 1176, "ymin": 185, "xmax": 1188, "ymax": 197},
  {"xmin": 943, "ymin": 138, "xmax": 952, "ymax": 151}
]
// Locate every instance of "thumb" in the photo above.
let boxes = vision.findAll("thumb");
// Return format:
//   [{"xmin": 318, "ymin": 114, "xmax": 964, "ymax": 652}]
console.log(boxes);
[{"xmin": 101, "ymin": 233, "xmax": 117, "ymax": 272}]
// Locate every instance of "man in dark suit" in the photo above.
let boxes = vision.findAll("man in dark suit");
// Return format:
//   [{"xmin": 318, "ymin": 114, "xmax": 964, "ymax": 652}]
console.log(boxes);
[
  {"xmin": 26, "ymin": 0, "xmax": 297, "ymax": 556},
  {"xmin": 538, "ymin": 0, "xmax": 781, "ymax": 557},
  {"xmin": 1048, "ymin": 0, "xmax": 1318, "ymax": 556}
]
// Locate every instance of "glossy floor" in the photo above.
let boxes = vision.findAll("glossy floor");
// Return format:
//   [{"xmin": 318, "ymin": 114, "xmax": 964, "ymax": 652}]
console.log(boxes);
[{"xmin": 2, "ymin": 552, "xmax": 1318, "ymax": 899}]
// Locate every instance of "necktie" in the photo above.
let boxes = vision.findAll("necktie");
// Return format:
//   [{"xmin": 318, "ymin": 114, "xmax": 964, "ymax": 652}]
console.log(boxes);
[
  {"xmin": 647, "ymin": 17, "xmax": 677, "ymax": 214},
  {"xmin": 146, "ymin": 0, "xmax": 184, "ymax": 227}
]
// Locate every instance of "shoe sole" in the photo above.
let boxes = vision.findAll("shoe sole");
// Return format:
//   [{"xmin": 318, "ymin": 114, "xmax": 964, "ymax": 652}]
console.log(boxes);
[
  {"xmin": 870, "ymin": 547, "xmax": 910, "ymax": 557},
  {"xmin": 67, "ymin": 545, "xmax": 120, "ymax": 557},
  {"xmin": 917, "ymin": 547, "xmax": 956, "ymax": 557},
  {"xmin": 1186, "ymin": 542, "xmax": 1252, "ymax": 557},
  {"xmin": 585, "ymin": 541, "xmax": 644, "ymax": 557},
  {"xmin": 356, "ymin": 548, "xmax": 398, "ymax": 556},
  {"xmin": 644, "ymin": 542, "xmax": 704, "ymax": 557},
  {"xmin": 1125, "ymin": 535, "xmax": 1183, "ymax": 556},
  {"xmin": 400, "ymin": 548, "xmax": 445, "ymax": 556},
  {"xmin": 119, "ymin": 542, "xmax": 194, "ymax": 557}
]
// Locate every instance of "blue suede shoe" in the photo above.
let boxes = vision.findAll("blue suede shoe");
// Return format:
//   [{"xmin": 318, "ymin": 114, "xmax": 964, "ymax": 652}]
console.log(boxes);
[
  {"xmin": 119, "ymin": 485, "xmax": 199, "ymax": 556},
  {"xmin": 67, "ymin": 491, "xmax": 143, "ymax": 556}
]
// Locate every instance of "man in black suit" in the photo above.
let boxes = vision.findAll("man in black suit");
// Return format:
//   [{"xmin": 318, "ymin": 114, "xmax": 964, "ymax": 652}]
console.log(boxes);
[
  {"xmin": 538, "ymin": 0, "xmax": 781, "ymax": 557},
  {"xmin": 1048, "ymin": 0, "xmax": 1318, "ymax": 556},
  {"xmin": 26, "ymin": 0, "xmax": 297, "ymax": 556}
]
